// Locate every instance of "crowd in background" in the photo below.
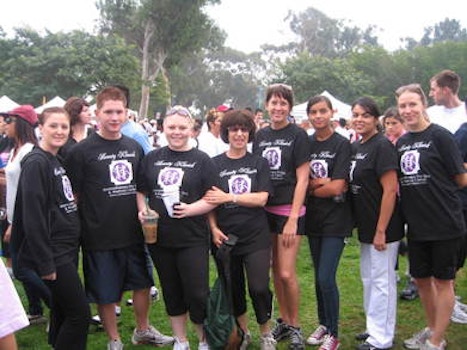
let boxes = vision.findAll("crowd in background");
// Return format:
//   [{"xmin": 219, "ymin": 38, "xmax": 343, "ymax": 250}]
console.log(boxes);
[{"xmin": 1, "ymin": 69, "xmax": 467, "ymax": 350}]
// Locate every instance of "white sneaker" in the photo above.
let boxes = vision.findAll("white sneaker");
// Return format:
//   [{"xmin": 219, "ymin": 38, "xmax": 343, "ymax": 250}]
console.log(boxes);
[
  {"xmin": 239, "ymin": 332, "xmax": 251, "ymax": 350},
  {"xmin": 306, "ymin": 325, "xmax": 327, "ymax": 345},
  {"xmin": 107, "ymin": 339, "xmax": 124, "ymax": 350},
  {"xmin": 404, "ymin": 328, "xmax": 431, "ymax": 349},
  {"xmin": 131, "ymin": 325, "xmax": 174, "ymax": 345},
  {"xmin": 451, "ymin": 302, "xmax": 467, "ymax": 324},
  {"xmin": 260, "ymin": 333, "xmax": 277, "ymax": 350},
  {"xmin": 421, "ymin": 339, "xmax": 447, "ymax": 350},
  {"xmin": 173, "ymin": 337, "xmax": 190, "ymax": 350},
  {"xmin": 198, "ymin": 341, "xmax": 209, "ymax": 350}
]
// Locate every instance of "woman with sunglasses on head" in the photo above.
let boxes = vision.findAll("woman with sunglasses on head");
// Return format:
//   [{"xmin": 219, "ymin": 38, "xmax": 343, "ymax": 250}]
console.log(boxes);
[
  {"xmin": 395, "ymin": 85, "xmax": 467, "ymax": 350},
  {"xmin": 304, "ymin": 95, "xmax": 352, "ymax": 350},
  {"xmin": 12, "ymin": 107, "xmax": 90, "ymax": 350},
  {"xmin": 136, "ymin": 106, "xmax": 217, "ymax": 350},
  {"xmin": 349, "ymin": 97, "xmax": 404, "ymax": 350},
  {"xmin": 2, "ymin": 105, "xmax": 52, "ymax": 325},
  {"xmin": 252, "ymin": 84, "xmax": 310, "ymax": 350},
  {"xmin": 204, "ymin": 109, "xmax": 276, "ymax": 349}
]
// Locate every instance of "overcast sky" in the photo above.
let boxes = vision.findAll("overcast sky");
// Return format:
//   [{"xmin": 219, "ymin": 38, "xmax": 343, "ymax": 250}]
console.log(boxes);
[{"xmin": 0, "ymin": 0, "xmax": 465, "ymax": 53}]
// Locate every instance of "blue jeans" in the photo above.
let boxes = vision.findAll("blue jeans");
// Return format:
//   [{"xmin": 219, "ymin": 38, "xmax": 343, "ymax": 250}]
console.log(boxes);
[{"xmin": 308, "ymin": 236, "xmax": 345, "ymax": 337}]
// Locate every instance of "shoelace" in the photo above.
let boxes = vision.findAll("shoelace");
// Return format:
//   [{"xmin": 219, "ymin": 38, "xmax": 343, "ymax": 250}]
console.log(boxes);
[{"xmin": 320, "ymin": 336, "xmax": 337, "ymax": 350}]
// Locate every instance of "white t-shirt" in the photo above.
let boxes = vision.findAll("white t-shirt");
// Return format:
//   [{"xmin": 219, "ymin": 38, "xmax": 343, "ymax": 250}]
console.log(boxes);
[
  {"xmin": 5, "ymin": 142, "xmax": 35, "ymax": 223},
  {"xmin": 427, "ymin": 102, "xmax": 467, "ymax": 134},
  {"xmin": 197, "ymin": 131, "xmax": 229, "ymax": 158}
]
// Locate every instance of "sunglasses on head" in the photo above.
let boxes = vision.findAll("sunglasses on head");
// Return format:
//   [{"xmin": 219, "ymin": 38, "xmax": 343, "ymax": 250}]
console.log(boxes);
[{"xmin": 166, "ymin": 106, "xmax": 192, "ymax": 119}]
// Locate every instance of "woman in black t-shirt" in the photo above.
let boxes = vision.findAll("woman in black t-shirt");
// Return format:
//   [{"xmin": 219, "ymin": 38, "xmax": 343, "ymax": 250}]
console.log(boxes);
[
  {"xmin": 204, "ymin": 109, "xmax": 275, "ymax": 348},
  {"xmin": 304, "ymin": 96, "xmax": 352, "ymax": 349},
  {"xmin": 396, "ymin": 84, "xmax": 467, "ymax": 350},
  {"xmin": 136, "ymin": 106, "xmax": 216, "ymax": 349},
  {"xmin": 349, "ymin": 97, "xmax": 403, "ymax": 350}
]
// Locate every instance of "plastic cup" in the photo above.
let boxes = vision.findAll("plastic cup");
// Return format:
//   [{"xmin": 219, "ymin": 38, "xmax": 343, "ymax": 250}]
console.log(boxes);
[{"xmin": 142, "ymin": 211, "xmax": 159, "ymax": 244}]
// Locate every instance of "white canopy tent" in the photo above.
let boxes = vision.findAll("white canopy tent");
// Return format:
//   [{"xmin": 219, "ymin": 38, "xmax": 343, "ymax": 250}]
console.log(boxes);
[
  {"xmin": 35, "ymin": 96, "xmax": 66, "ymax": 113},
  {"xmin": 291, "ymin": 90, "xmax": 352, "ymax": 122},
  {"xmin": 0, "ymin": 95, "xmax": 20, "ymax": 112}
]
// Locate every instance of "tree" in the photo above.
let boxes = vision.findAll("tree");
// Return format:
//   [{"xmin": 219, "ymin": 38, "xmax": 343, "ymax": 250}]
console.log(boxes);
[
  {"xmin": 0, "ymin": 28, "xmax": 139, "ymax": 105},
  {"xmin": 97, "ymin": 0, "xmax": 224, "ymax": 118}
]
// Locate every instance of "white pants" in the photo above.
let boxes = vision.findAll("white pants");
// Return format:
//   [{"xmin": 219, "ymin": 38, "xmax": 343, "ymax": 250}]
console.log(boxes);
[{"xmin": 360, "ymin": 241, "xmax": 400, "ymax": 349}]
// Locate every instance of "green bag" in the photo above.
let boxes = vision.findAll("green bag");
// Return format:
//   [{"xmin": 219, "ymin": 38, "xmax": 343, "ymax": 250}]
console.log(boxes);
[{"xmin": 204, "ymin": 235, "xmax": 243, "ymax": 349}]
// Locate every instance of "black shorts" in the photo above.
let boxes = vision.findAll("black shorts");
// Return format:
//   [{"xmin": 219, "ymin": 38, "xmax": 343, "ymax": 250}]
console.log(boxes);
[
  {"xmin": 408, "ymin": 237, "xmax": 463, "ymax": 280},
  {"xmin": 83, "ymin": 244, "xmax": 153, "ymax": 304},
  {"xmin": 266, "ymin": 212, "xmax": 306, "ymax": 236}
]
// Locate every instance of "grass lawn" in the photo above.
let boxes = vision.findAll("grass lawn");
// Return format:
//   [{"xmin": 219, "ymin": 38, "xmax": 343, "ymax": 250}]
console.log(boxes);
[{"xmin": 10, "ymin": 235, "xmax": 467, "ymax": 349}]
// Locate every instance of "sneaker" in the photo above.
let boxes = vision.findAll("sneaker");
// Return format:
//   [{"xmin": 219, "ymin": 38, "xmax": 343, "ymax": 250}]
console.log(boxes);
[
  {"xmin": 198, "ymin": 341, "xmax": 208, "ymax": 350},
  {"xmin": 131, "ymin": 325, "xmax": 175, "ymax": 346},
  {"xmin": 260, "ymin": 333, "xmax": 277, "ymax": 350},
  {"xmin": 421, "ymin": 339, "xmax": 446, "ymax": 350},
  {"xmin": 240, "ymin": 332, "xmax": 252, "ymax": 350},
  {"xmin": 306, "ymin": 325, "xmax": 327, "ymax": 345},
  {"xmin": 151, "ymin": 286, "xmax": 160, "ymax": 301},
  {"xmin": 27, "ymin": 314, "xmax": 48, "ymax": 325},
  {"xmin": 90, "ymin": 307, "xmax": 121, "ymax": 325},
  {"xmin": 457, "ymin": 299, "xmax": 467, "ymax": 313},
  {"xmin": 355, "ymin": 332, "xmax": 370, "ymax": 341},
  {"xmin": 451, "ymin": 300, "xmax": 467, "ymax": 324},
  {"xmin": 404, "ymin": 328, "xmax": 432, "ymax": 349},
  {"xmin": 126, "ymin": 299, "xmax": 133, "ymax": 306},
  {"xmin": 319, "ymin": 335, "xmax": 340, "ymax": 350},
  {"xmin": 271, "ymin": 318, "xmax": 291, "ymax": 342},
  {"xmin": 108, "ymin": 339, "xmax": 124, "ymax": 350},
  {"xmin": 355, "ymin": 341, "xmax": 390, "ymax": 350},
  {"xmin": 288, "ymin": 326, "xmax": 304, "ymax": 350},
  {"xmin": 400, "ymin": 279, "xmax": 418, "ymax": 300},
  {"xmin": 173, "ymin": 337, "xmax": 190, "ymax": 350}
]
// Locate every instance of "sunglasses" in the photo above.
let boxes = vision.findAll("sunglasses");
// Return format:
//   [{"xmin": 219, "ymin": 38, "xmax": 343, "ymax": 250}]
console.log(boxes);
[
  {"xmin": 227, "ymin": 126, "xmax": 249, "ymax": 133},
  {"xmin": 3, "ymin": 115, "xmax": 18, "ymax": 124},
  {"xmin": 166, "ymin": 106, "xmax": 192, "ymax": 119}
]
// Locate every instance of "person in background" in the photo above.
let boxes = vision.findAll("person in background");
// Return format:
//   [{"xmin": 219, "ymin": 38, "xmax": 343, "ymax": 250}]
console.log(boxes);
[
  {"xmin": 304, "ymin": 95, "xmax": 352, "ymax": 350},
  {"xmin": 65, "ymin": 87, "xmax": 173, "ymax": 350},
  {"xmin": 451, "ymin": 96, "xmax": 467, "ymax": 324},
  {"xmin": 382, "ymin": 107, "xmax": 418, "ymax": 302},
  {"xmin": 254, "ymin": 108, "xmax": 264, "ymax": 131},
  {"xmin": 59, "ymin": 97, "xmax": 94, "ymax": 158},
  {"xmin": 427, "ymin": 69, "xmax": 466, "ymax": 134},
  {"xmin": 136, "ymin": 105, "xmax": 216, "ymax": 350},
  {"xmin": 349, "ymin": 97, "xmax": 404, "ymax": 350},
  {"xmin": 253, "ymin": 83, "xmax": 310, "ymax": 350},
  {"xmin": 2, "ymin": 105, "xmax": 52, "ymax": 325},
  {"xmin": 0, "ymin": 258, "xmax": 29, "ymax": 350},
  {"xmin": 396, "ymin": 84, "xmax": 467, "ymax": 350},
  {"xmin": 204, "ymin": 109, "xmax": 276, "ymax": 350},
  {"xmin": 12, "ymin": 107, "xmax": 90, "ymax": 349},
  {"xmin": 0, "ymin": 114, "xmax": 13, "ymax": 277},
  {"xmin": 332, "ymin": 117, "xmax": 351, "ymax": 140},
  {"xmin": 382, "ymin": 107, "xmax": 406, "ymax": 145},
  {"xmin": 198, "ymin": 108, "xmax": 229, "ymax": 157}
]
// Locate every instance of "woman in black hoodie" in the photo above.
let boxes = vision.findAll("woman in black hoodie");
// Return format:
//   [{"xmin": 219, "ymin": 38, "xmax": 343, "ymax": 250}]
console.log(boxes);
[{"xmin": 12, "ymin": 107, "xmax": 89, "ymax": 350}]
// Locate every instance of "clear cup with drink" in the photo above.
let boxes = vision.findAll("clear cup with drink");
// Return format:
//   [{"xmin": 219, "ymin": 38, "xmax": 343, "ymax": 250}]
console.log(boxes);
[{"xmin": 141, "ymin": 210, "xmax": 159, "ymax": 244}]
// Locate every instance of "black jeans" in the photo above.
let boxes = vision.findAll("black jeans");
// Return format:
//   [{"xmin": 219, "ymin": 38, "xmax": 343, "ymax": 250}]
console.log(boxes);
[{"xmin": 45, "ymin": 262, "xmax": 90, "ymax": 350}]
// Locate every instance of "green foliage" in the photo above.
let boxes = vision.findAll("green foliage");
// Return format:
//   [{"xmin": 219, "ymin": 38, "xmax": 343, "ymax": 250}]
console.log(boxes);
[{"xmin": 0, "ymin": 29, "xmax": 139, "ymax": 105}]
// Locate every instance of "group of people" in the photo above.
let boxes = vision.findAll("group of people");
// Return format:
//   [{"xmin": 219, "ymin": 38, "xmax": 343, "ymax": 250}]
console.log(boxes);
[{"xmin": 0, "ymin": 69, "xmax": 466, "ymax": 350}]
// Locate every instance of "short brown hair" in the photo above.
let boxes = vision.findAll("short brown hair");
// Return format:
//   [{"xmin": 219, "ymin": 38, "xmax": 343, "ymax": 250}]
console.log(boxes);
[{"xmin": 220, "ymin": 109, "xmax": 256, "ymax": 143}]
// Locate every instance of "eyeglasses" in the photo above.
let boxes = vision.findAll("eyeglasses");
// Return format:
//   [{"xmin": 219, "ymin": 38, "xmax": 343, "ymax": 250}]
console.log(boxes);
[
  {"xmin": 4, "ymin": 115, "xmax": 18, "ymax": 124},
  {"xmin": 166, "ymin": 106, "xmax": 192, "ymax": 119},
  {"xmin": 227, "ymin": 126, "xmax": 249, "ymax": 133}
]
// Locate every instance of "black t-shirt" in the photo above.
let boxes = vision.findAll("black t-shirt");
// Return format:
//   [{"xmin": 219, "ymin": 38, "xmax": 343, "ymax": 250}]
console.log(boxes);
[
  {"xmin": 306, "ymin": 132, "xmax": 353, "ymax": 237},
  {"xmin": 453, "ymin": 123, "xmax": 467, "ymax": 209},
  {"xmin": 137, "ymin": 147, "xmax": 216, "ymax": 248},
  {"xmin": 252, "ymin": 123, "xmax": 310, "ymax": 205},
  {"xmin": 396, "ymin": 124, "xmax": 466, "ymax": 241},
  {"xmin": 350, "ymin": 133, "xmax": 404, "ymax": 243},
  {"xmin": 12, "ymin": 147, "xmax": 80, "ymax": 276},
  {"xmin": 65, "ymin": 133, "xmax": 144, "ymax": 251},
  {"xmin": 211, "ymin": 152, "xmax": 273, "ymax": 255}
]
